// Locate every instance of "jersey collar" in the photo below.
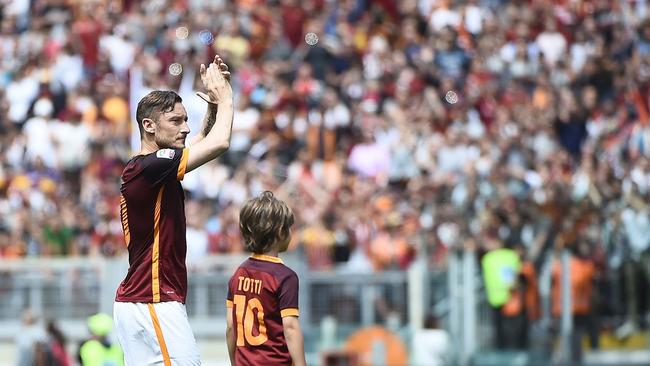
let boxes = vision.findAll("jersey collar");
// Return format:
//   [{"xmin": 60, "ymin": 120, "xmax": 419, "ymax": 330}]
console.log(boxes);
[{"xmin": 251, "ymin": 254, "xmax": 283, "ymax": 264}]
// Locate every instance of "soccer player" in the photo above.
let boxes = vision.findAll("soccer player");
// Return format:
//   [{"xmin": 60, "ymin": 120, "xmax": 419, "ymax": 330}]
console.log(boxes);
[
  {"xmin": 113, "ymin": 55, "xmax": 233, "ymax": 365},
  {"xmin": 226, "ymin": 191, "xmax": 307, "ymax": 366}
]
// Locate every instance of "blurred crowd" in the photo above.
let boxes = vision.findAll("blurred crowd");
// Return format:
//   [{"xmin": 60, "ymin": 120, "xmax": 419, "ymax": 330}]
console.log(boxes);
[
  {"xmin": 1, "ymin": 0, "xmax": 650, "ymax": 315},
  {"xmin": 2, "ymin": 0, "xmax": 650, "ymax": 359},
  {"xmin": 15, "ymin": 310, "xmax": 122, "ymax": 366}
]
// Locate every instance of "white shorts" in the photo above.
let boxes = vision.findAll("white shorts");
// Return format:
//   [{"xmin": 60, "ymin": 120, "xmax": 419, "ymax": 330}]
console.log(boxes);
[{"xmin": 113, "ymin": 301, "xmax": 201, "ymax": 366}]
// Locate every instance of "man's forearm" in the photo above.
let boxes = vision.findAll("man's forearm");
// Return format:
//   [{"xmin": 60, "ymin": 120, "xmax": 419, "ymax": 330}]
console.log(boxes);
[
  {"xmin": 185, "ymin": 98, "xmax": 234, "ymax": 172},
  {"xmin": 190, "ymin": 104, "xmax": 218, "ymax": 146},
  {"xmin": 202, "ymin": 103, "xmax": 218, "ymax": 137},
  {"xmin": 209, "ymin": 98, "xmax": 234, "ymax": 152}
]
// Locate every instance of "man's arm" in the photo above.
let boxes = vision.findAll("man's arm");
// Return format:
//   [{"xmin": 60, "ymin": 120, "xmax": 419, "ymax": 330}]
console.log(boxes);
[
  {"xmin": 188, "ymin": 103, "xmax": 218, "ymax": 146},
  {"xmin": 189, "ymin": 55, "xmax": 231, "ymax": 147},
  {"xmin": 186, "ymin": 56, "xmax": 234, "ymax": 173},
  {"xmin": 282, "ymin": 316, "xmax": 307, "ymax": 366},
  {"xmin": 226, "ymin": 306, "xmax": 236, "ymax": 365}
]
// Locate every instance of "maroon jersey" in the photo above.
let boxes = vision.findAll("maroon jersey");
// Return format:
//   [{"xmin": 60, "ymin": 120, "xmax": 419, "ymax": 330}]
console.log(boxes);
[
  {"xmin": 115, "ymin": 148, "xmax": 189, "ymax": 303},
  {"xmin": 227, "ymin": 254, "xmax": 300, "ymax": 366}
]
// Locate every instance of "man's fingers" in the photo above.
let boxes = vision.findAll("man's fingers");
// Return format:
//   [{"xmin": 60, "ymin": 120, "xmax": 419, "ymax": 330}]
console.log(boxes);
[
  {"xmin": 208, "ymin": 63, "xmax": 220, "ymax": 86},
  {"xmin": 206, "ymin": 63, "xmax": 215, "ymax": 80},
  {"xmin": 218, "ymin": 61, "xmax": 229, "ymax": 80},
  {"xmin": 196, "ymin": 91, "xmax": 218, "ymax": 104},
  {"xmin": 212, "ymin": 62, "xmax": 226, "ymax": 81},
  {"xmin": 198, "ymin": 56, "xmax": 231, "ymax": 104},
  {"xmin": 196, "ymin": 91, "xmax": 210, "ymax": 102},
  {"xmin": 203, "ymin": 56, "xmax": 230, "ymax": 89},
  {"xmin": 200, "ymin": 64, "xmax": 209, "ymax": 86}
]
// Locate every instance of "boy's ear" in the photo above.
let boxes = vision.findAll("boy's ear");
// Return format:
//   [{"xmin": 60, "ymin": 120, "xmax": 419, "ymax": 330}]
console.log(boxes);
[{"xmin": 281, "ymin": 227, "xmax": 291, "ymax": 241}]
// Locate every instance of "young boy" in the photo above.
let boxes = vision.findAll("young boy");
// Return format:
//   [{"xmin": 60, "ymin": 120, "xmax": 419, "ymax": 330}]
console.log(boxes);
[{"xmin": 226, "ymin": 191, "xmax": 307, "ymax": 366}]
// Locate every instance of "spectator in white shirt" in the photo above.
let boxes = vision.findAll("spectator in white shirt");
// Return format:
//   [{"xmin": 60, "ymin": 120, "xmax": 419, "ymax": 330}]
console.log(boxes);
[
  {"xmin": 536, "ymin": 19, "xmax": 567, "ymax": 67},
  {"xmin": 23, "ymin": 97, "xmax": 58, "ymax": 169},
  {"xmin": 430, "ymin": 0, "xmax": 461, "ymax": 32}
]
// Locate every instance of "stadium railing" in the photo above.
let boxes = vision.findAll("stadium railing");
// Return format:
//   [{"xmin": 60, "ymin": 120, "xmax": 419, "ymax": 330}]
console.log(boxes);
[
  {"xmin": 0, "ymin": 254, "xmax": 437, "ymax": 347},
  {"xmin": 4, "ymin": 251, "xmax": 642, "ymax": 365}
]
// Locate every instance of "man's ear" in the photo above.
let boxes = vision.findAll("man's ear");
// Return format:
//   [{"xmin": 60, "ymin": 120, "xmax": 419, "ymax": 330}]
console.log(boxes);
[{"xmin": 142, "ymin": 118, "xmax": 156, "ymax": 134}]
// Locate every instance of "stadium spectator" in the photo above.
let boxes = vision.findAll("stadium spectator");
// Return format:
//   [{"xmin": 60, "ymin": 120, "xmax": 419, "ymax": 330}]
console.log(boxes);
[
  {"xmin": 40, "ymin": 320, "xmax": 72, "ymax": 366},
  {"xmin": 15, "ymin": 309, "xmax": 46, "ymax": 366},
  {"xmin": 551, "ymin": 242, "xmax": 598, "ymax": 363},
  {"xmin": 480, "ymin": 239, "xmax": 521, "ymax": 349},
  {"xmin": 77, "ymin": 313, "xmax": 124, "ymax": 366}
]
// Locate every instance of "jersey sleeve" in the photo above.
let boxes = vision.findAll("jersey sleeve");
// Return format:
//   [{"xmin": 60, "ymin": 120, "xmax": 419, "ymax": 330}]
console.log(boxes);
[
  {"xmin": 278, "ymin": 271, "xmax": 299, "ymax": 318},
  {"xmin": 141, "ymin": 148, "xmax": 189, "ymax": 186}
]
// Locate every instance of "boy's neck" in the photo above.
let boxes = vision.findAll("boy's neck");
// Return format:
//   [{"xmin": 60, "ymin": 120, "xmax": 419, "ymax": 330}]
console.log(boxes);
[{"xmin": 264, "ymin": 249, "xmax": 279, "ymax": 257}]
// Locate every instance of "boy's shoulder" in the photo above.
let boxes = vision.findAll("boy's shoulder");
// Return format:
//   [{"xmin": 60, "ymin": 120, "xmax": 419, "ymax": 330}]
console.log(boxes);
[
  {"xmin": 276, "ymin": 263, "xmax": 298, "ymax": 281},
  {"xmin": 231, "ymin": 255, "xmax": 298, "ymax": 281}
]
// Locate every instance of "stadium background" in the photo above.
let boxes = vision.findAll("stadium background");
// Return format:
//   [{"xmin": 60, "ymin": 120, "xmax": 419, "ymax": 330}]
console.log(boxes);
[{"xmin": 2, "ymin": 0, "xmax": 650, "ymax": 365}]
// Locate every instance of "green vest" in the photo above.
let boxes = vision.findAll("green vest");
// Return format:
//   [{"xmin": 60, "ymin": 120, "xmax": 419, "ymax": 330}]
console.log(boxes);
[
  {"xmin": 481, "ymin": 248, "xmax": 521, "ymax": 307},
  {"xmin": 79, "ymin": 339, "xmax": 124, "ymax": 366}
]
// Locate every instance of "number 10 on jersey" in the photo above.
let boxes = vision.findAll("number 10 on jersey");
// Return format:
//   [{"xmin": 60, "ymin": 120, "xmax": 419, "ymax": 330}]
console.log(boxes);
[{"xmin": 233, "ymin": 294, "xmax": 268, "ymax": 346}]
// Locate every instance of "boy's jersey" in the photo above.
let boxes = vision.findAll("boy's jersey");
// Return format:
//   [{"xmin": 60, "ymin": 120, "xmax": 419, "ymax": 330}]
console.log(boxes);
[
  {"xmin": 115, "ymin": 148, "xmax": 190, "ymax": 304},
  {"xmin": 227, "ymin": 254, "xmax": 300, "ymax": 365}
]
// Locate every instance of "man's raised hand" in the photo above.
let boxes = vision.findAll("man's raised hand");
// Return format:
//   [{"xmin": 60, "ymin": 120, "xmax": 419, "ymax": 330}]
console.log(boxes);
[{"xmin": 197, "ymin": 54, "xmax": 232, "ymax": 105}]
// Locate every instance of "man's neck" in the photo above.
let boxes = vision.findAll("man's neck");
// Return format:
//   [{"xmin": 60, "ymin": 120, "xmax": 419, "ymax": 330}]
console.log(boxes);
[{"xmin": 139, "ymin": 139, "xmax": 159, "ymax": 156}]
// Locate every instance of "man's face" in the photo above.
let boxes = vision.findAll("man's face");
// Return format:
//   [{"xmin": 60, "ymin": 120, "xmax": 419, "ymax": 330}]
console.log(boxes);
[{"xmin": 153, "ymin": 102, "xmax": 189, "ymax": 149}]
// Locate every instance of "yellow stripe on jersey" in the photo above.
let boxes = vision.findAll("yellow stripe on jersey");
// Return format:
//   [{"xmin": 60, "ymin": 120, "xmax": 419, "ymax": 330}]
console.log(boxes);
[
  {"xmin": 251, "ymin": 254, "xmax": 283, "ymax": 264},
  {"xmin": 152, "ymin": 186, "xmax": 165, "ymax": 303},
  {"xmin": 226, "ymin": 299, "xmax": 233, "ymax": 308},
  {"xmin": 147, "ymin": 304, "xmax": 172, "ymax": 366},
  {"xmin": 280, "ymin": 308, "xmax": 299, "ymax": 317},
  {"xmin": 119, "ymin": 195, "xmax": 130, "ymax": 247},
  {"xmin": 177, "ymin": 148, "xmax": 189, "ymax": 180}
]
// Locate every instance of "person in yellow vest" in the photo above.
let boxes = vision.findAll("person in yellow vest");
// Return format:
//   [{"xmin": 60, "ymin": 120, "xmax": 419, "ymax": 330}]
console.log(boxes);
[
  {"xmin": 77, "ymin": 313, "xmax": 124, "ymax": 366},
  {"xmin": 481, "ymin": 239, "xmax": 521, "ymax": 349}
]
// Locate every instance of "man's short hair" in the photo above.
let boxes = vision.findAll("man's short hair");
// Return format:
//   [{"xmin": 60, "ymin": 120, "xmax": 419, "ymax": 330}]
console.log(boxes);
[
  {"xmin": 135, "ymin": 90, "xmax": 183, "ymax": 136},
  {"xmin": 239, "ymin": 191, "xmax": 294, "ymax": 254}
]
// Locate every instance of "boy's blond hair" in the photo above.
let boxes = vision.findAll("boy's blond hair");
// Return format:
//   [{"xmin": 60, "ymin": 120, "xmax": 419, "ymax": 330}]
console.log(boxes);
[{"xmin": 239, "ymin": 191, "xmax": 294, "ymax": 254}]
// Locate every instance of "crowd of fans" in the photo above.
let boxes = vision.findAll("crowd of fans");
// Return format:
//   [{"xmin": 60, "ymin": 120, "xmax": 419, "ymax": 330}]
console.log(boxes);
[
  {"xmin": 3, "ymin": 0, "xmax": 650, "ymax": 359},
  {"xmin": 0, "ymin": 0, "xmax": 649, "ymax": 311}
]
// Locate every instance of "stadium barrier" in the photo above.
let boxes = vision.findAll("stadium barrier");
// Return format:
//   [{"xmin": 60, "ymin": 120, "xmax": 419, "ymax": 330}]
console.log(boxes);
[
  {"xmin": 2, "ymin": 251, "xmax": 646, "ymax": 365},
  {"xmin": 0, "ymin": 254, "xmax": 437, "ymax": 347}
]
